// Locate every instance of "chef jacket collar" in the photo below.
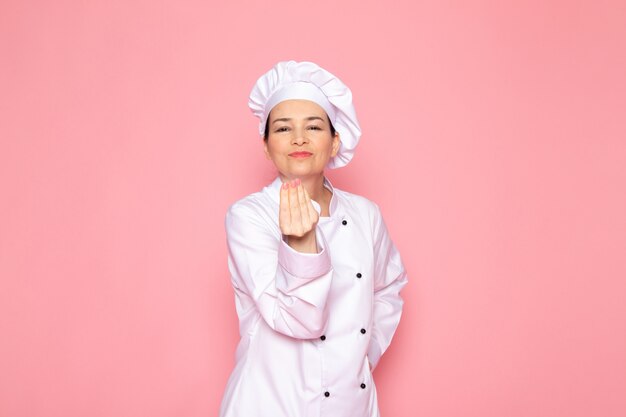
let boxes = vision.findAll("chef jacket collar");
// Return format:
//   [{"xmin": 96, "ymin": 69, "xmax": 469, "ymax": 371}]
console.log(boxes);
[{"xmin": 267, "ymin": 175, "xmax": 338, "ymax": 218}]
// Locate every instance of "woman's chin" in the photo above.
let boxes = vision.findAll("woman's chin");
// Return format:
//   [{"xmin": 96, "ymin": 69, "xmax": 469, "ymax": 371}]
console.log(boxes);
[{"xmin": 280, "ymin": 165, "xmax": 324, "ymax": 177}]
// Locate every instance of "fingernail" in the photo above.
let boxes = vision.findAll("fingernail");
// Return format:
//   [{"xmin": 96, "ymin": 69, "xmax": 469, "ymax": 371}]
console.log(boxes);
[{"xmin": 295, "ymin": 178, "xmax": 301, "ymax": 185}]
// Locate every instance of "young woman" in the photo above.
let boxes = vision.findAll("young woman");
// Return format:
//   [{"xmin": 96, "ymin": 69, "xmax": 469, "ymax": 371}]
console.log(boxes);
[{"xmin": 219, "ymin": 60, "xmax": 408, "ymax": 417}]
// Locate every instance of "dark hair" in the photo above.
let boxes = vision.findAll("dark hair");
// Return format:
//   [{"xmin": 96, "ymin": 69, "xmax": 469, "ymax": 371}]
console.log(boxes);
[{"xmin": 263, "ymin": 110, "xmax": 337, "ymax": 142}]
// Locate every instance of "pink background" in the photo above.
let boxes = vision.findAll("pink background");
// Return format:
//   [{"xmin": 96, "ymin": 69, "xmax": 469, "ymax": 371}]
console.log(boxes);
[{"xmin": 1, "ymin": 1, "xmax": 625, "ymax": 416}]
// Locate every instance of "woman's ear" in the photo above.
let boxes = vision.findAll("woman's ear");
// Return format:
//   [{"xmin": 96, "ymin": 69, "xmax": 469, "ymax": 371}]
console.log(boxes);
[
  {"xmin": 331, "ymin": 132, "xmax": 340, "ymax": 157},
  {"xmin": 263, "ymin": 140, "xmax": 271, "ymax": 160}
]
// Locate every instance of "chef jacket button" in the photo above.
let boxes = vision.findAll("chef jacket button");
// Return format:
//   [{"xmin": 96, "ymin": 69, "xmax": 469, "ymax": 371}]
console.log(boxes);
[
  {"xmin": 360, "ymin": 328, "xmax": 366, "ymax": 334},
  {"xmin": 324, "ymin": 391, "xmax": 330, "ymax": 397},
  {"xmin": 342, "ymin": 219, "xmax": 348, "ymax": 225},
  {"xmin": 320, "ymin": 335, "xmax": 326, "ymax": 341},
  {"xmin": 356, "ymin": 272, "xmax": 362, "ymax": 278},
  {"xmin": 361, "ymin": 383, "xmax": 366, "ymax": 389}
]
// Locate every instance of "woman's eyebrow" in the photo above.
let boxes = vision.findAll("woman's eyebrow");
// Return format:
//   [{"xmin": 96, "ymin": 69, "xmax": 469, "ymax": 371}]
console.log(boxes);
[{"xmin": 272, "ymin": 116, "xmax": 325, "ymax": 124}]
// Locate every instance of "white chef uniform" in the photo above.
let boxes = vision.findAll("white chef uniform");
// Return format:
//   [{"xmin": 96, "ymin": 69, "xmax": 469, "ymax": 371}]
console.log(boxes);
[{"xmin": 218, "ymin": 174, "xmax": 408, "ymax": 417}]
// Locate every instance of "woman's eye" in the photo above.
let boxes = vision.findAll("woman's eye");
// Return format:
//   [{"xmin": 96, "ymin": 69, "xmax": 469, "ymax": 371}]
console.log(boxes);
[
  {"xmin": 308, "ymin": 126, "xmax": 322, "ymax": 130},
  {"xmin": 275, "ymin": 127, "xmax": 289, "ymax": 132}
]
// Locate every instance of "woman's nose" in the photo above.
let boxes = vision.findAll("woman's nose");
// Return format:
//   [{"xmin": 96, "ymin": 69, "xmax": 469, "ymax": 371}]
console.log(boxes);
[{"xmin": 292, "ymin": 129, "xmax": 308, "ymax": 145}]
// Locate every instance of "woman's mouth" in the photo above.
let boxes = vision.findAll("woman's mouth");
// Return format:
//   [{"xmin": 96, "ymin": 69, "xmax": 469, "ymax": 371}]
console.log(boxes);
[{"xmin": 289, "ymin": 151, "xmax": 313, "ymax": 158}]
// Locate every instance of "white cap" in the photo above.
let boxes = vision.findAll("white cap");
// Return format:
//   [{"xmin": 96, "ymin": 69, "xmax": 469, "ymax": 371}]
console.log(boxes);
[{"xmin": 248, "ymin": 60, "xmax": 362, "ymax": 169}]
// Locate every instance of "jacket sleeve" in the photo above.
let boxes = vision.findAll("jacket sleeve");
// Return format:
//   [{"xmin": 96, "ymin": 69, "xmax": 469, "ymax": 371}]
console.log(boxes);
[
  {"xmin": 225, "ymin": 202, "xmax": 333, "ymax": 339},
  {"xmin": 367, "ymin": 203, "xmax": 408, "ymax": 371}
]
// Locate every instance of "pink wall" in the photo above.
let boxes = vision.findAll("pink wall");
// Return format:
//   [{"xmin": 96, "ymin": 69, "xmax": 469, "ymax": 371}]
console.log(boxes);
[{"xmin": 1, "ymin": 1, "xmax": 625, "ymax": 416}]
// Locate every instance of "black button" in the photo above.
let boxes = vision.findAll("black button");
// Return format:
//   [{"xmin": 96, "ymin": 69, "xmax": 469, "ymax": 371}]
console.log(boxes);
[
  {"xmin": 356, "ymin": 272, "xmax": 362, "ymax": 278},
  {"xmin": 360, "ymin": 383, "xmax": 366, "ymax": 389},
  {"xmin": 342, "ymin": 220, "xmax": 347, "ymax": 225},
  {"xmin": 360, "ymin": 328, "xmax": 366, "ymax": 334},
  {"xmin": 324, "ymin": 391, "xmax": 330, "ymax": 397},
  {"xmin": 320, "ymin": 335, "xmax": 326, "ymax": 341}
]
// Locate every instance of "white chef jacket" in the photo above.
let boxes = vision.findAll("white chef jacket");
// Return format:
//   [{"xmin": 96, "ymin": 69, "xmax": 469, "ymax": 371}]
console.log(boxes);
[{"xmin": 219, "ymin": 175, "xmax": 408, "ymax": 417}]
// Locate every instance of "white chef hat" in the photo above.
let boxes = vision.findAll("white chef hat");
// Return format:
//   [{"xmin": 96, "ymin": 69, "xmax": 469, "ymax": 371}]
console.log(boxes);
[{"xmin": 248, "ymin": 60, "xmax": 362, "ymax": 169}]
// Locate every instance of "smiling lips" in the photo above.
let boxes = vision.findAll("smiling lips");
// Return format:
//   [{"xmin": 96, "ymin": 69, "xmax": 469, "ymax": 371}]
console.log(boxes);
[{"xmin": 289, "ymin": 151, "xmax": 313, "ymax": 158}]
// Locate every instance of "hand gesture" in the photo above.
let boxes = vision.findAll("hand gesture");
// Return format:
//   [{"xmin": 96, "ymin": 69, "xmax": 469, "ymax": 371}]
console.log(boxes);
[{"xmin": 279, "ymin": 178, "xmax": 319, "ymax": 252}]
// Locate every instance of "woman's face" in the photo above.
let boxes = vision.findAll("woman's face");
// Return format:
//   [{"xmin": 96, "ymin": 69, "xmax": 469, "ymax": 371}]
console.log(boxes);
[{"xmin": 263, "ymin": 99, "xmax": 340, "ymax": 179}]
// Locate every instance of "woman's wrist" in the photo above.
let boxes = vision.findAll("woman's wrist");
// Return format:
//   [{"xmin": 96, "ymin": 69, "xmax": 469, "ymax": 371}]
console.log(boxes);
[{"xmin": 285, "ymin": 229, "xmax": 318, "ymax": 253}]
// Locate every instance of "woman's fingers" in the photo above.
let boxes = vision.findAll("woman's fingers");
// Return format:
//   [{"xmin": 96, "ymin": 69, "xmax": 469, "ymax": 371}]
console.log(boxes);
[
  {"xmin": 279, "ymin": 178, "xmax": 319, "ymax": 237},
  {"xmin": 279, "ymin": 181, "xmax": 291, "ymax": 234},
  {"xmin": 302, "ymin": 185, "xmax": 319, "ymax": 225},
  {"xmin": 296, "ymin": 182, "xmax": 312, "ymax": 231},
  {"xmin": 288, "ymin": 180, "xmax": 304, "ymax": 235}
]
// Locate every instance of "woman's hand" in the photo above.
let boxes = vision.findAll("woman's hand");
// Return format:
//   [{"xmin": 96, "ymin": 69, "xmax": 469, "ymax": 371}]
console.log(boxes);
[{"xmin": 279, "ymin": 178, "xmax": 319, "ymax": 253}]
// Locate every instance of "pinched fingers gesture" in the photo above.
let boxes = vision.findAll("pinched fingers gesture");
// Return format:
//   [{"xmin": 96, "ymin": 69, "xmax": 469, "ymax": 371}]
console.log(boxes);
[{"xmin": 279, "ymin": 178, "xmax": 319, "ymax": 238}]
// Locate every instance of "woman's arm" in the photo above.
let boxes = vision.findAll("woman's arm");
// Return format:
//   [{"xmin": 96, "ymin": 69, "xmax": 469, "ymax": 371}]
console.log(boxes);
[
  {"xmin": 225, "ymin": 202, "xmax": 333, "ymax": 340},
  {"xmin": 367, "ymin": 203, "xmax": 409, "ymax": 371}
]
